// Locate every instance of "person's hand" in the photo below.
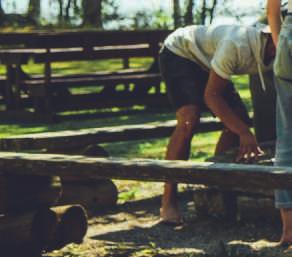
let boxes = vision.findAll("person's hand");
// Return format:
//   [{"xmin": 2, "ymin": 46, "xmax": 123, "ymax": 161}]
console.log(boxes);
[{"xmin": 236, "ymin": 131, "xmax": 264, "ymax": 163}]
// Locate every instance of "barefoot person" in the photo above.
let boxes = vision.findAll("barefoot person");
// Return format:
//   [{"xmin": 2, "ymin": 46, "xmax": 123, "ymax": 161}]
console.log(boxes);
[
  {"xmin": 159, "ymin": 24, "xmax": 276, "ymax": 224},
  {"xmin": 267, "ymin": 0, "xmax": 292, "ymax": 245}
]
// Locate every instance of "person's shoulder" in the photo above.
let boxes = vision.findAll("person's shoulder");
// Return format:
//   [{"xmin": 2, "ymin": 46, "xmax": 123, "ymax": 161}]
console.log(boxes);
[{"xmin": 218, "ymin": 25, "xmax": 257, "ymax": 46}]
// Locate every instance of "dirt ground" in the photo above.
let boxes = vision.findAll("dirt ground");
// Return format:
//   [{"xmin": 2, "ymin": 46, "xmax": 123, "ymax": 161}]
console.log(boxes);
[{"xmin": 44, "ymin": 185, "xmax": 292, "ymax": 257}]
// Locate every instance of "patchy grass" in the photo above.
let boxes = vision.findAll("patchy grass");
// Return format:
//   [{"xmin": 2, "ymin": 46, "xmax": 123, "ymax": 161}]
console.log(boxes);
[{"xmin": 0, "ymin": 59, "xmax": 258, "ymax": 257}]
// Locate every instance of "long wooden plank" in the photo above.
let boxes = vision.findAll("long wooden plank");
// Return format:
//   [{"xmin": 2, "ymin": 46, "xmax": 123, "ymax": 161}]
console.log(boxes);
[
  {"xmin": 0, "ymin": 152, "xmax": 292, "ymax": 190},
  {"xmin": 0, "ymin": 30, "xmax": 171, "ymax": 48},
  {"xmin": 34, "ymin": 44, "xmax": 153, "ymax": 63},
  {"xmin": 24, "ymin": 73, "xmax": 161, "ymax": 90},
  {"xmin": 0, "ymin": 117, "xmax": 222, "ymax": 151},
  {"xmin": 52, "ymin": 93, "xmax": 170, "ymax": 111}
]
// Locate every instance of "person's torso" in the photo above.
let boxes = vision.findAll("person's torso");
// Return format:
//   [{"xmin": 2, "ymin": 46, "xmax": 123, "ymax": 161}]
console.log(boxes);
[{"xmin": 164, "ymin": 24, "xmax": 264, "ymax": 77}]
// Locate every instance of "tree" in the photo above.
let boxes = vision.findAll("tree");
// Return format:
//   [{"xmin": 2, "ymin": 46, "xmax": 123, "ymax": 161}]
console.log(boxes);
[
  {"xmin": 82, "ymin": 0, "xmax": 102, "ymax": 28},
  {"xmin": 183, "ymin": 0, "xmax": 220, "ymax": 25},
  {"xmin": 64, "ymin": 0, "xmax": 73, "ymax": 23},
  {"xmin": 173, "ymin": 0, "xmax": 182, "ymax": 28},
  {"xmin": 27, "ymin": 0, "xmax": 41, "ymax": 24},
  {"xmin": 184, "ymin": 0, "xmax": 194, "ymax": 25}
]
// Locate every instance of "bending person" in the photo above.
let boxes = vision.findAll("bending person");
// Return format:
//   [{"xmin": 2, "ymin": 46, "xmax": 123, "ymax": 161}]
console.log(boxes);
[{"xmin": 159, "ymin": 24, "xmax": 276, "ymax": 224}]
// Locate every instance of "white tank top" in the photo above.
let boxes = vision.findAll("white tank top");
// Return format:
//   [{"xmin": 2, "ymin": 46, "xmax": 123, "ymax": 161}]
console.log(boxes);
[{"xmin": 289, "ymin": 0, "xmax": 292, "ymax": 13}]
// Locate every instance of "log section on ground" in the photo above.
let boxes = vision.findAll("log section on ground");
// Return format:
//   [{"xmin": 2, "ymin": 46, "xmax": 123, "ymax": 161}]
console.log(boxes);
[
  {"xmin": 0, "ymin": 208, "xmax": 58, "ymax": 255},
  {"xmin": 0, "ymin": 175, "xmax": 62, "ymax": 214},
  {"xmin": 1, "ymin": 152, "xmax": 292, "ymax": 190},
  {"xmin": 0, "ymin": 205, "xmax": 88, "ymax": 254}
]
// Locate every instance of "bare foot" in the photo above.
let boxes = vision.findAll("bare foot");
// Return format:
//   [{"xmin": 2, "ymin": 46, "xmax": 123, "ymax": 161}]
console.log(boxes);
[
  {"xmin": 279, "ymin": 235, "xmax": 292, "ymax": 246},
  {"xmin": 159, "ymin": 204, "xmax": 183, "ymax": 225},
  {"xmin": 280, "ymin": 209, "xmax": 292, "ymax": 246}
]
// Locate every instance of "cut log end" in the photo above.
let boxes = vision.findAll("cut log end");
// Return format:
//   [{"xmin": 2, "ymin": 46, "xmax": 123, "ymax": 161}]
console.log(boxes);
[
  {"xmin": 49, "ymin": 205, "xmax": 88, "ymax": 250},
  {"xmin": 59, "ymin": 179, "xmax": 118, "ymax": 214}
]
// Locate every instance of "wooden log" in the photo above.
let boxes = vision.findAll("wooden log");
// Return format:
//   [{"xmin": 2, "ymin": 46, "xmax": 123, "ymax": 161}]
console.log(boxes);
[
  {"xmin": 193, "ymin": 187, "xmax": 278, "ymax": 222},
  {"xmin": 54, "ymin": 145, "xmax": 118, "ymax": 212},
  {"xmin": 81, "ymin": 144, "xmax": 109, "ymax": 157},
  {"xmin": 50, "ymin": 144, "xmax": 110, "ymax": 156},
  {"xmin": 0, "ymin": 117, "xmax": 222, "ymax": 151},
  {"xmin": 48, "ymin": 205, "xmax": 88, "ymax": 250},
  {"xmin": 0, "ymin": 208, "xmax": 58, "ymax": 256},
  {"xmin": 237, "ymin": 195, "xmax": 279, "ymax": 222},
  {"xmin": 197, "ymin": 141, "xmax": 276, "ymax": 221},
  {"xmin": 206, "ymin": 141, "xmax": 275, "ymax": 196},
  {"xmin": 59, "ymin": 179, "xmax": 118, "ymax": 213},
  {"xmin": 45, "ymin": 145, "xmax": 118, "ymax": 213},
  {"xmin": 1, "ymin": 152, "xmax": 292, "ymax": 190},
  {"xmin": 0, "ymin": 174, "xmax": 62, "ymax": 214}
]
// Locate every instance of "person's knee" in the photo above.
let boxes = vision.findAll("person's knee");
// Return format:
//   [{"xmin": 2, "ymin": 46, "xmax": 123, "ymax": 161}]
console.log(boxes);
[{"xmin": 175, "ymin": 105, "xmax": 200, "ymax": 138}]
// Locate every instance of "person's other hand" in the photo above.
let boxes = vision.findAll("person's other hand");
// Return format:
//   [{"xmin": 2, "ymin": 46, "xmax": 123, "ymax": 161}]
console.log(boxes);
[{"xmin": 236, "ymin": 131, "xmax": 264, "ymax": 163}]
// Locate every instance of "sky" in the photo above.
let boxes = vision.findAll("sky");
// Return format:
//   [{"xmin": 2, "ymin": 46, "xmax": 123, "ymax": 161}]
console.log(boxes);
[{"xmin": 1, "ymin": 0, "xmax": 266, "ymax": 26}]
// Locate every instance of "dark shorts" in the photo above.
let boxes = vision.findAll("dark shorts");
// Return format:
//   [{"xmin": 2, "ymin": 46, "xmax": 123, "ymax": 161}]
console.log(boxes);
[{"xmin": 159, "ymin": 46, "xmax": 243, "ymax": 112}]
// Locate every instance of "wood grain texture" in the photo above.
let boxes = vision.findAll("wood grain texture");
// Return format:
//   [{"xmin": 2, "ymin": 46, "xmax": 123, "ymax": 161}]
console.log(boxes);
[{"xmin": 0, "ymin": 152, "xmax": 292, "ymax": 190}]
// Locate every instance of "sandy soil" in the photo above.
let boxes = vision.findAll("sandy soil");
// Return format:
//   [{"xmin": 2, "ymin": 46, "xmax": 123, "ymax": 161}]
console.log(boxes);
[{"xmin": 45, "ymin": 187, "xmax": 292, "ymax": 257}]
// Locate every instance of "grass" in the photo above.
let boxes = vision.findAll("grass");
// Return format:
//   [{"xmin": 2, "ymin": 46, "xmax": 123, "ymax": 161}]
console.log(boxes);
[
  {"xmin": 0, "ymin": 59, "xmax": 251, "ymax": 204},
  {"xmin": 0, "ymin": 59, "xmax": 251, "ymax": 161},
  {"xmin": 0, "ymin": 58, "xmax": 258, "ymax": 257}
]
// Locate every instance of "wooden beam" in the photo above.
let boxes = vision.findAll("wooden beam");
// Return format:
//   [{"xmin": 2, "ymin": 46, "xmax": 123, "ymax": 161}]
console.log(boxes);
[
  {"xmin": 0, "ymin": 117, "xmax": 222, "ymax": 151},
  {"xmin": 0, "ymin": 152, "xmax": 292, "ymax": 190}
]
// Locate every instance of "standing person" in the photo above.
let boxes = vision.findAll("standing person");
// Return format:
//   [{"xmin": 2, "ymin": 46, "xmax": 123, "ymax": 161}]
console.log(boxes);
[
  {"xmin": 159, "ymin": 24, "xmax": 276, "ymax": 225},
  {"xmin": 267, "ymin": 0, "xmax": 292, "ymax": 245}
]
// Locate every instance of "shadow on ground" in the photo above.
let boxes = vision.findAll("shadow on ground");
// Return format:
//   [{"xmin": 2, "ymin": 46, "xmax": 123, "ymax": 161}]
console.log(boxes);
[{"xmin": 59, "ymin": 190, "xmax": 292, "ymax": 257}]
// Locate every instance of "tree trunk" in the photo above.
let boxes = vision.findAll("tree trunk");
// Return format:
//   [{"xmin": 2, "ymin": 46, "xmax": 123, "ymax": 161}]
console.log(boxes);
[
  {"xmin": 184, "ymin": 0, "xmax": 193, "ymax": 25},
  {"xmin": 0, "ymin": 0, "xmax": 6, "ymax": 25},
  {"xmin": 173, "ymin": 0, "xmax": 181, "ymax": 28},
  {"xmin": 201, "ymin": 0, "xmax": 207, "ymax": 24},
  {"xmin": 82, "ymin": 0, "xmax": 102, "ymax": 28},
  {"xmin": 209, "ymin": 0, "xmax": 217, "ymax": 24},
  {"xmin": 57, "ymin": 0, "xmax": 64, "ymax": 25},
  {"xmin": 64, "ymin": 0, "xmax": 73, "ymax": 23},
  {"xmin": 27, "ymin": 0, "xmax": 41, "ymax": 24}
]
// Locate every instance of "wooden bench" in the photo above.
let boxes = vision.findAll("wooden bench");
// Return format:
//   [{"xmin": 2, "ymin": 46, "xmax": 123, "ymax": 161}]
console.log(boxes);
[
  {"xmin": 0, "ymin": 117, "xmax": 222, "ymax": 153},
  {"xmin": 0, "ymin": 30, "xmax": 171, "ymax": 119},
  {"xmin": 0, "ymin": 151, "xmax": 291, "ymax": 191}
]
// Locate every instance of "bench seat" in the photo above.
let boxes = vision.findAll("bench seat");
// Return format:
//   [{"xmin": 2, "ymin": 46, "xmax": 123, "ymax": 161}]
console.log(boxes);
[{"xmin": 23, "ymin": 73, "xmax": 161, "ymax": 96}]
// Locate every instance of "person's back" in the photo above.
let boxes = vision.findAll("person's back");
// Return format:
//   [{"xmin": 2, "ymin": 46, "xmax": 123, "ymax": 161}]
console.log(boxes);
[{"xmin": 164, "ymin": 24, "xmax": 272, "ymax": 79}]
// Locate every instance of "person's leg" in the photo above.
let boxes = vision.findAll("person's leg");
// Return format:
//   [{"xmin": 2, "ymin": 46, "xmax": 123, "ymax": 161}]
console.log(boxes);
[
  {"xmin": 158, "ymin": 47, "xmax": 207, "ymax": 223},
  {"xmin": 160, "ymin": 104, "xmax": 201, "ymax": 223},
  {"xmin": 274, "ymin": 81, "xmax": 292, "ymax": 244},
  {"xmin": 273, "ymin": 18, "xmax": 292, "ymax": 244}
]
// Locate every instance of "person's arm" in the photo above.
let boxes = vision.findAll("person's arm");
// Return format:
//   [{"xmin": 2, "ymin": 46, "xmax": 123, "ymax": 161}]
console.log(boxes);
[
  {"xmin": 267, "ymin": 0, "xmax": 281, "ymax": 46},
  {"xmin": 204, "ymin": 70, "xmax": 262, "ymax": 162}
]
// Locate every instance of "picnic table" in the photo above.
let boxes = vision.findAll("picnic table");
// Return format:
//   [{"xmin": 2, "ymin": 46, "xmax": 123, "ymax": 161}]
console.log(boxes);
[{"xmin": 0, "ymin": 30, "xmax": 171, "ymax": 120}]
